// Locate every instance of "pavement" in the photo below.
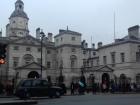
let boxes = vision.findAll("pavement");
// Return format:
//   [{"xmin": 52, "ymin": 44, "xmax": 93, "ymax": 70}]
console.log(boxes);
[{"xmin": 0, "ymin": 100, "xmax": 38, "ymax": 105}]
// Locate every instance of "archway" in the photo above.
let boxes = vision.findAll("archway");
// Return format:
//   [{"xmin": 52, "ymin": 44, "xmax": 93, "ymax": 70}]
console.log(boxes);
[
  {"xmin": 102, "ymin": 73, "xmax": 110, "ymax": 83},
  {"xmin": 28, "ymin": 71, "xmax": 39, "ymax": 78},
  {"xmin": 102, "ymin": 73, "xmax": 110, "ymax": 91}
]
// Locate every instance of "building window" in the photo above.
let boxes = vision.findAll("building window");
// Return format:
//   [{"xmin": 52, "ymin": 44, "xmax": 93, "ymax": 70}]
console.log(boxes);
[
  {"xmin": 120, "ymin": 53, "xmax": 125, "ymax": 63},
  {"xmin": 56, "ymin": 39, "xmax": 59, "ymax": 43},
  {"xmin": 47, "ymin": 62, "xmax": 51, "ymax": 68},
  {"xmin": 23, "ymin": 54, "xmax": 34, "ymax": 65},
  {"xmin": 13, "ymin": 57, "xmax": 19, "ymax": 67},
  {"xmin": 13, "ymin": 46, "xmax": 19, "ymax": 50},
  {"xmin": 83, "ymin": 50, "xmax": 86, "ymax": 54},
  {"xmin": 56, "ymin": 50, "xmax": 59, "ymax": 54},
  {"xmin": 19, "ymin": 32, "xmax": 23, "ymax": 35},
  {"xmin": 87, "ymin": 60, "xmax": 89, "ymax": 67},
  {"xmin": 71, "ymin": 60, "xmax": 75, "ymax": 68},
  {"xmin": 71, "ymin": 48, "xmax": 76, "ymax": 53},
  {"xmin": 37, "ymin": 58, "xmax": 41, "ymax": 64},
  {"xmin": 37, "ymin": 48, "xmax": 41, "ymax": 52},
  {"xmin": 13, "ymin": 21, "xmax": 15, "ymax": 23},
  {"xmin": 60, "ymin": 49, "xmax": 63, "ymax": 53},
  {"xmin": 70, "ymin": 55, "xmax": 77, "ymax": 68},
  {"xmin": 26, "ymin": 47, "xmax": 31, "ymax": 51},
  {"xmin": 61, "ymin": 37, "xmax": 63, "ymax": 41},
  {"xmin": 136, "ymin": 52, "xmax": 140, "ymax": 62},
  {"xmin": 97, "ymin": 58, "xmax": 99, "ymax": 66},
  {"xmin": 83, "ymin": 59, "xmax": 86, "ymax": 67},
  {"xmin": 111, "ymin": 52, "xmax": 116, "ymax": 67},
  {"xmin": 91, "ymin": 60, "xmax": 93, "ymax": 67},
  {"xmin": 93, "ymin": 52, "xmax": 96, "ymax": 56},
  {"xmin": 103, "ymin": 56, "xmax": 107, "ymax": 65},
  {"xmin": 19, "ymin": 5, "xmax": 22, "ymax": 9},
  {"xmin": 47, "ymin": 50, "xmax": 51, "ymax": 54},
  {"xmin": 71, "ymin": 37, "xmax": 76, "ymax": 41}
]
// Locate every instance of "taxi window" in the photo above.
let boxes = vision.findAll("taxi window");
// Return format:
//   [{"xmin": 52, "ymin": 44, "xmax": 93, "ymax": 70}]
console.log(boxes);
[
  {"xmin": 32, "ymin": 80, "xmax": 42, "ymax": 87},
  {"xmin": 42, "ymin": 80, "xmax": 48, "ymax": 86},
  {"xmin": 22, "ymin": 80, "xmax": 32, "ymax": 87}
]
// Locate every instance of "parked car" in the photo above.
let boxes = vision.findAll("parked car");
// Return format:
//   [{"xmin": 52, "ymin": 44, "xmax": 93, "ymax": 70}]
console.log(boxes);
[{"xmin": 14, "ymin": 79, "xmax": 63, "ymax": 99}]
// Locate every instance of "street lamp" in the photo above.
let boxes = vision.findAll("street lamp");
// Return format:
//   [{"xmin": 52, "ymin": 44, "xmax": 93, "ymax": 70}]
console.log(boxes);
[{"xmin": 40, "ymin": 31, "xmax": 45, "ymax": 78}]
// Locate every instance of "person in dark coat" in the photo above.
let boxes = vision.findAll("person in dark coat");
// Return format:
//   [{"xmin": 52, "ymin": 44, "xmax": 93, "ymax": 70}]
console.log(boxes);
[
  {"xmin": 70, "ymin": 81, "xmax": 75, "ymax": 95},
  {"xmin": 59, "ymin": 82, "xmax": 67, "ymax": 95}
]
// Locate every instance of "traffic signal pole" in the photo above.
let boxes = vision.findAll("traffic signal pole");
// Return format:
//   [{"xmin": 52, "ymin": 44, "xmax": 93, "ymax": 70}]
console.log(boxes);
[{"xmin": 0, "ymin": 64, "xmax": 1, "ymax": 81}]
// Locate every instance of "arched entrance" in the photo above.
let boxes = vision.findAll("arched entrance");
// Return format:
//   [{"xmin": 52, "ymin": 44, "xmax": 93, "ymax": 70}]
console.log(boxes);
[
  {"xmin": 28, "ymin": 71, "xmax": 39, "ymax": 78},
  {"xmin": 102, "ymin": 73, "xmax": 110, "ymax": 83},
  {"xmin": 102, "ymin": 73, "xmax": 110, "ymax": 91}
]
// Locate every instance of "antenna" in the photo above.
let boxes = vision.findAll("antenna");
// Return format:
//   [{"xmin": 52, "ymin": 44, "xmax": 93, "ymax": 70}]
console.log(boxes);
[{"xmin": 114, "ymin": 12, "xmax": 116, "ymax": 41}]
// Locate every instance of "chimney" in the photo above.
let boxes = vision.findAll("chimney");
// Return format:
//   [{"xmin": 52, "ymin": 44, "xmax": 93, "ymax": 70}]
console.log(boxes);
[
  {"xmin": 85, "ymin": 43, "xmax": 88, "ymax": 48},
  {"xmin": 48, "ymin": 33, "xmax": 53, "ymax": 42},
  {"xmin": 92, "ymin": 43, "xmax": 95, "ymax": 49},
  {"xmin": 98, "ymin": 42, "xmax": 102, "ymax": 48},
  {"xmin": 36, "ymin": 28, "xmax": 40, "ymax": 39},
  {"xmin": 128, "ymin": 25, "xmax": 140, "ymax": 38}
]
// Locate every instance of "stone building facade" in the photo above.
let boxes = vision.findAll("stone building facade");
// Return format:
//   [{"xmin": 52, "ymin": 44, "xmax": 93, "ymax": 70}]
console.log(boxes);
[{"xmin": 0, "ymin": 0, "xmax": 140, "ymax": 87}]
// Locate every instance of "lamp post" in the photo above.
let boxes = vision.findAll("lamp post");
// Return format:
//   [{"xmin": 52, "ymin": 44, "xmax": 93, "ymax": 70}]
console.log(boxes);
[{"xmin": 40, "ymin": 31, "xmax": 45, "ymax": 78}]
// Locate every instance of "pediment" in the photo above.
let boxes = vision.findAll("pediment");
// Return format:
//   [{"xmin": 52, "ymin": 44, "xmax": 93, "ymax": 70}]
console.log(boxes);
[
  {"xmin": 15, "ymin": 62, "xmax": 46, "ymax": 70},
  {"xmin": 11, "ymin": 35, "xmax": 41, "ymax": 46},
  {"xmin": 95, "ymin": 65, "xmax": 114, "ymax": 72}
]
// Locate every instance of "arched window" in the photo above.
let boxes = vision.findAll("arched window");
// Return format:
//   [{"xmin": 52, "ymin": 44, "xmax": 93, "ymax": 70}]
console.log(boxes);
[{"xmin": 23, "ymin": 54, "xmax": 34, "ymax": 65}]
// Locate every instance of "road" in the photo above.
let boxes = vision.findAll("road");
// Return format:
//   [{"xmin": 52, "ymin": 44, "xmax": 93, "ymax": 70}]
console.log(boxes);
[
  {"xmin": 37, "ymin": 93, "xmax": 140, "ymax": 105},
  {"xmin": 0, "ymin": 93, "xmax": 140, "ymax": 105}
]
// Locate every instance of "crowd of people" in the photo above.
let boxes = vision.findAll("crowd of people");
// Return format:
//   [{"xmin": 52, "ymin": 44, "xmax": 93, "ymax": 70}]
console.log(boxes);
[
  {"xmin": 0, "ymin": 79, "xmax": 139, "ymax": 96},
  {"xmin": 69, "ymin": 80, "xmax": 138, "ymax": 95},
  {"xmin": 0, "ymin": 81, "xmax": 14, "ymax": 96}
]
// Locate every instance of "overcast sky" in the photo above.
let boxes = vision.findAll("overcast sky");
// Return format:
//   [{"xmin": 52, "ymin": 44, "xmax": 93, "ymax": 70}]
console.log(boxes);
[{"xmin": 0, "ymin": 0, "xmax": 140, "ymax": 47}]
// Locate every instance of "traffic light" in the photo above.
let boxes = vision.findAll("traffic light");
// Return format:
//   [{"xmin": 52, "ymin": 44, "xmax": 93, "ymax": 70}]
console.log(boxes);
[
  {"xmin": 0, "ymin": 43, "xmax": 7, "ymax": 64},
  {"xmin": 0, "ymin": 58, "xmax": 5, "ymax": 64}
]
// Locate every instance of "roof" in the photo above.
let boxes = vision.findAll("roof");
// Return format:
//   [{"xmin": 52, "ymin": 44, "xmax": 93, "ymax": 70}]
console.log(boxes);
[
  {"xmin": 98, "ymin": 35, "xmax": 140, "ymax": 50},
  {"xmin": 54, "ymin": 29, "xmax": 81, "ymax": 38},
  {"xmin": 10, "ymin": 10, "xmax": 28, "ymax": 19}
]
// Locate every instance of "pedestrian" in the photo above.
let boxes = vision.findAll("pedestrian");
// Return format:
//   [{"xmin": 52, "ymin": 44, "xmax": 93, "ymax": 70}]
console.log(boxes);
[
  {"xmin": 59, "ymin": 82, "xmax": 67, "ymax": 95},
  {"xmin": 70, "ymin": 81, "xmax": 75, "ymax": 95},
  {"xmin": 78, "ymin": 80, "xmax": 85, "ymax": 95},
  {"xmin": 92, "ymin": 83, "xmax": 97, "ymax": 94},
  {"xmin": 75, "ymin": 82, "xmax": 79, "ymax": 94},
  {"xmin": 102, "ymin": 82, "xmax": 107, "ymax": 93}
]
